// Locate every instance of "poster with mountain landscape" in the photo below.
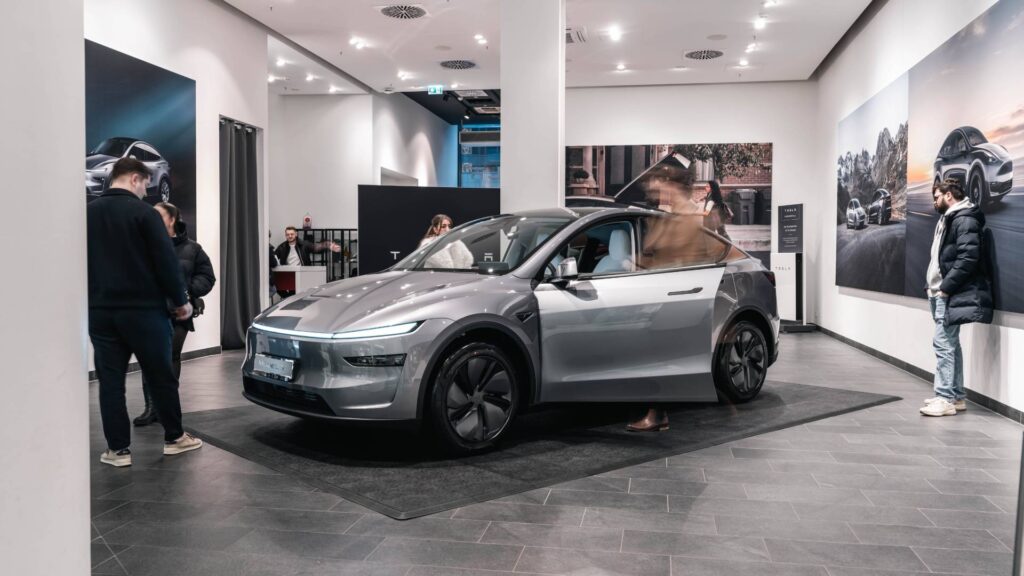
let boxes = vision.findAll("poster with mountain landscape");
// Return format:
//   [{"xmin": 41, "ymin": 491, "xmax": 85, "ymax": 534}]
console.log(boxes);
[{"xmin": 836, "ymin": 73, "xmax": 908, "ymax": 295}]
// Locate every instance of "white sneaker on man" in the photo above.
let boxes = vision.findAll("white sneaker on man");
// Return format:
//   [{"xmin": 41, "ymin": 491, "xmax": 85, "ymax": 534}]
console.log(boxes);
[
  {"xmin": 100, "ymin": 448, "xmax": 132, "ymax": 467},
  {"xmin": 164, "ymin": 433, "xmax": 203, "ymax": 455},
  {"xmin": 923, "ymin": 397, "xmax": 966, "ymax": 411},
  {"xmin": 920, "ymin": 398, "xmax": 958, "ymax": 417}
]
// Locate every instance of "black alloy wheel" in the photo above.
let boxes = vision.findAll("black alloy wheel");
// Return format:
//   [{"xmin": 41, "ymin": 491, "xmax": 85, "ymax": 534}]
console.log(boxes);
[
  {"xmin": 714, "ymin": 320, "xmax": 768, "ymax": 403},
  {"xmin": 160, "ymin": 178, "xmax": 171, "ymax": 203},
  {"xmin": 969, "ymin": 171, "xmax": 985, "ymax": 206},
  {"xmin": 430, "ymin": 342, "xmax": 518, "ymax": 454}
]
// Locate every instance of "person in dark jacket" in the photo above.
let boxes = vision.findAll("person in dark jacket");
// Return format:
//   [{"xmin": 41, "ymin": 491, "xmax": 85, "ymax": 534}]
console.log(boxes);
[
  {"xmin": 134, "ymin": 202, "xmax": 216, "ymax": 426},
  {"xmin": 920, "ymin": 178, "xmax": 993, "ymax": 417},
  {"xmin": 87, "ymin": 158, "xmax": 202, "ymax": 467},
  {"xmin": 273, "ymin": 226, "xmax": 340, "ymax": 296}
]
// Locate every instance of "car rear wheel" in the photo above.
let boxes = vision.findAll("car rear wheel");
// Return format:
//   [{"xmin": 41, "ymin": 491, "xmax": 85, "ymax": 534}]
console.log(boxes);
[
  {"xmin": 159, "ymin": 178, "xmax": 171, "ymax": 203},
  {"xmin": 713, "ymin": 320, "xmax": 768, "ymax": 403},
  {"xmin": 429, "ymin": 342, "xmax": 518, "ymax": 454}
]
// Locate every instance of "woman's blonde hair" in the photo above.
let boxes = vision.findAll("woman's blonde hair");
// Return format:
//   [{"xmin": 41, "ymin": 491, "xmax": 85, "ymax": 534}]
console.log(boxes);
[{"xmin": 422, "ymin": 214, "xmax": 453, "ymax": 241}]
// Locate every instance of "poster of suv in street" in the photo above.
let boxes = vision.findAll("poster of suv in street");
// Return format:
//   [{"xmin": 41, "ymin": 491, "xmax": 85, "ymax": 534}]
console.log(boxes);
[
  {"xmin": 905, "ymin": 0, "xmax": 1023, "ymax": 312},
  {"xmin": 85, "ymin": 40, "xmax": 197, "ymax": 238},
  {"xmin": 836, "ymin": 73, "xmax": 908, "ymax": 295},
  {"xmin": 565, "ymin": 143, "xmax": 773, "ymax": 267}
]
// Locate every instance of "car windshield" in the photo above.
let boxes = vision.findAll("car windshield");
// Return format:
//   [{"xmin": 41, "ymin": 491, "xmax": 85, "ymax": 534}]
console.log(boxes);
[
  {"xmin": 963, "ymin": 128, "xmax": 987, "ymax": 147},
  {"xmin": 394, "ymin": 215, "xmax": 572, "ymax": 274},
  {"xmin": 89, "ymin": 138, "xmax": 133, "ymax": 157}
]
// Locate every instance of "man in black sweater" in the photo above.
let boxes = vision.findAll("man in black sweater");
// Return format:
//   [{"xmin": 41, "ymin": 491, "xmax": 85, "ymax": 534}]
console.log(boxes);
[{"xmin": 87, "ymin": 158, "xmax": 203, "ymax": 466}]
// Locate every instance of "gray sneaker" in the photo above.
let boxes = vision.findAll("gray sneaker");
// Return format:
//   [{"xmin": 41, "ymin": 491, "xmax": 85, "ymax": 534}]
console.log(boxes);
[
  {"xmin": 100, "ymin": 448, "xmax": 132, "ymax": 467},
  {"xmin": 920, "ymin": 398, "xmax": 958, "ymax": 417},
  {"xmin": 924, "ymin": 397, "xmax": 966, "ymax": 411},
  {"xmin": 164, "ymin": 433, "xmax": 203, "ymax": 455}
]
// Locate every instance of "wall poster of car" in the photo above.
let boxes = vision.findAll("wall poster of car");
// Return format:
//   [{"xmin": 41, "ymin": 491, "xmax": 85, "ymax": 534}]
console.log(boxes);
[
  {"xmin": 836, "ymin": 0, "xmax": 1024, "ymax": 313},
  {"xmin": 835, "ymin": 73, "xmax": 908, "ymax": 295},
  {"xmin": 566, "ymin": 143, "xmax": 773, "ymax": 267},
  {"xmin": 85, "ymin": 40, "xmax": 197, "ymax": 238},
  {"xmin": 905, "ymin": 0, "xmax": 1023, "ymax": 312}
]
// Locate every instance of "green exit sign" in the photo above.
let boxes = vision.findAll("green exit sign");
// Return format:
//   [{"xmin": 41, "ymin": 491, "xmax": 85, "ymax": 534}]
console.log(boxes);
[{"xmin": 427, "ymin": 85, "xmax": 444, "ymax": 95}]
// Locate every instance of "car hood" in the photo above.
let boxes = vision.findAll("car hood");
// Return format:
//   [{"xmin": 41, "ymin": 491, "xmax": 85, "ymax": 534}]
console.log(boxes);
[
  {"xmin": 255, "ymin": 270, "xmax": 507, "ymax": 335},
  {"xmin": 975, "ymin": 142, "xmax": 1011, "ymax": 160},
  {"xmin": 86, "ymin": 154, "xmax": 116, "ymax": 169}
]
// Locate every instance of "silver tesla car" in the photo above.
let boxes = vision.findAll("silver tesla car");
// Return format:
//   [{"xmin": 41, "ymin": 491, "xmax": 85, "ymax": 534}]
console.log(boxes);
[
  {"xmin": 86, "ymin": 137, "xmax": 172, "ymax": 204},
  {"xmin": 243, "ymin": 207, "xmax": 779, "ymax": 453}
]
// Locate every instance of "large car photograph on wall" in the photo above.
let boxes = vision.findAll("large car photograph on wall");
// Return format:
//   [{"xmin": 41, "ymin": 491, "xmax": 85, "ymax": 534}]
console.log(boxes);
[
  {"xmin": 905, "ymin": 0, "xmax": 1024, "ymax": 310},
  {"xmin": 836, "ymin": 73, "xmax": 908, "ymax": 295},
  {"xmin": 242, "ymin": 207, "xmax": 779, "ymax": 454},
  {"xmin": 85, "ymin": 137, "xmax": 173, "ymax": 203}
]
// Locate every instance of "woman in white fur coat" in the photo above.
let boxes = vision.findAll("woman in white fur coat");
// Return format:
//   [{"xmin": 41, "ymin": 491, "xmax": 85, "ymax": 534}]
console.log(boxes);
[{"xmin": 419, "ymin": 214, "xmax": 475, "ymax": 269}]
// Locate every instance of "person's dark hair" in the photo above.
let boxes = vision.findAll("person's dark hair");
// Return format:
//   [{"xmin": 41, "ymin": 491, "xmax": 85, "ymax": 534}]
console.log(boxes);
[
  {"xmin": 285, "ymin": 226, "xmax": 297, "ymax": 233},
  {"xmin": 156, "ymin": 202, "xmax": 179, "ymax": 224},
  {"xmin": 423, "ymin": 214, "xmax": 453, "ymax": 241},
  {"xmin": 108, "ymin": 157, "xmax": 152, "ymax": 183},
  {"xmin": 708, "ymin": 179, "xmax": 726, "ymax": 206},
  {"xmin": 936, "ymin": 178, "xmax": 966, "ymax": 201}
]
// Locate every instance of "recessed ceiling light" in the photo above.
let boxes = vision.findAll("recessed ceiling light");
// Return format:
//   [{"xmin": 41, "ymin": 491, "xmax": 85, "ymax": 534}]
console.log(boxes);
[
  {"xmin": 306, "ymin": 73, "xmax": 319, "ymax": 82},
  {"xmin": 763, "ymin": 0, "xmax": 778, "ymax": 7},
  {"xmin": 754, "ymin": 15, "xmax": 767, "ymax": 30},
  {"xmin": 329, "ymin": 85, "xmax": 343, "ymax": 93},
  {"xmin": 616, "ymin": 63, "xmax": 626, "ymax": 71},
  {"xmin": 268, "ymin": 74, "xmax": 277, "ymax": 83},
  {"xmin": 746, "ymin": 42, "xmax": 758, "ymax": 53},
  {"xmin": 607, "ymin": 25, "xmax": 623, "ymax": 42},
  {"xmin": 397, "ymin": 71, "xmax": 410, "ymax": 80},
  {"xmin": 349, "ymin": 37, "xmax": 367, "ymax": 50},
  {"xmin": 739, "ymin": 58, "xmax": 750, "ymax": 67},
  {"xmin": 673, "ymin": 66, "xmax": 688, "ymax": 71},
  {"xmin": 474, "ymin": 34, "xmax": 483, "ymax": 40},
  {"xmin": 477, "ymin": 38, "xmax": 488, "ymax": 45},
  {"xmin": 275, "ymin": 58, "xmax": 288, "ymax": 67},
  {"xmin": 451, "ymin": 83, "xmax": 460, "ymax": 88},
  {"xmin": 464, "ymin": 114, "xmax": 470, "ymax": 120}
]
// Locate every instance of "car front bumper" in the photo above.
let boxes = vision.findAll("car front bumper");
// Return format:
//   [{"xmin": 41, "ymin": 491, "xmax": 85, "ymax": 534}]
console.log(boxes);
[
  {"xmin": 987, "ymin": 160, "xmax": 1013, "ymax": 196},
  {"xmin": 241, "ymin": 319, "xmax": 451, "ymax": 421}
]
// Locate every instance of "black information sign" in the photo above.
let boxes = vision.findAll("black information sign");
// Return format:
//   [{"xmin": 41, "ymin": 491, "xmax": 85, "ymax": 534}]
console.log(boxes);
[{"xmin": 778, "ymin": 203, "xmax": 803, "ymax": 254}]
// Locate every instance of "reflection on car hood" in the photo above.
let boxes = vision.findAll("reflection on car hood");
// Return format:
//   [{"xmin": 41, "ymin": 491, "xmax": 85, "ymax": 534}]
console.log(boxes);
[
  {"xmin": 86, "ymin": 154, "xmax": 115, "ymax": 169},
  {"xmin": 975, "ymin": 142, "xmax": 1011, "ymax": 160},
  {"xmin": 255, "ymin": 270, "xmax": 494, "ymax": 334}
]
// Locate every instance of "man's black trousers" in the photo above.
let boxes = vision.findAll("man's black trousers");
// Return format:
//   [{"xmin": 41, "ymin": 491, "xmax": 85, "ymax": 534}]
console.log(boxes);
[{"xmin": 90, "ymin": 308, "xmax": 184, "ymax": 450}]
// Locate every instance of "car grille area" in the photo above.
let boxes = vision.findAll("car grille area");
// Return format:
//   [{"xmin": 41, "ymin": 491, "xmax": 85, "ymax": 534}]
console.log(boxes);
[{"xmin": 243, "ymin": 377, "xmax": 335, "ymax": 416}]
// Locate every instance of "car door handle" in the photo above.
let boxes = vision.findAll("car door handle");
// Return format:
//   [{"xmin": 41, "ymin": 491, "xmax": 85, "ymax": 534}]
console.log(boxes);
[{"xmin": 668, "ymin": 287, "xmax": 702, "ymax": 296}]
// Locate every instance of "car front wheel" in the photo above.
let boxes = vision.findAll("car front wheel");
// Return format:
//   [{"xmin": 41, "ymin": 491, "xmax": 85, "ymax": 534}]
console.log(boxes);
[
  {"xmin": 159, "ymin": 178, "xmax": 171, "ymax": 203},
  {"xmin": 713, "ymin": 320, "xmax": 768, "ymax": 403},
  {"xmin": 969, "ymin": 171, "xmax": 985, "ymax": 206},
  {"xmin": 429, "ymin": 342, "xmax": 518, "ymax": 454}
]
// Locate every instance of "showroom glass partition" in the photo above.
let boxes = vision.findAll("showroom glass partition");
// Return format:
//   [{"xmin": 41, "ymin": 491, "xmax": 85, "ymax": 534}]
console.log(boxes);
[{"xmin": 220, "ymin": 118, "xmax": 262, "ymax": 350}]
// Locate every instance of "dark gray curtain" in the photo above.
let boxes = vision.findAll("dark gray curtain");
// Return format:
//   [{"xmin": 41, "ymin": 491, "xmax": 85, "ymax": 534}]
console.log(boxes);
[{"xmin": 220, "ymin": 119, "xmax": 260, "ymax": 350}]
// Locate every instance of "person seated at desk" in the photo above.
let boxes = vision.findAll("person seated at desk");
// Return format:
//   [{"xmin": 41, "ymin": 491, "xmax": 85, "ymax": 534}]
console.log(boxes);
[{"xmin": 273, "ymin": 226, "xmax": 340, "ymax": 297}]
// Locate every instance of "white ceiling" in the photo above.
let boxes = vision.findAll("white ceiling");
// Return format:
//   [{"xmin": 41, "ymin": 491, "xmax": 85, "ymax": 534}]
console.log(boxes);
[
  {"xmin": 235, "ymin": 0, "xmax": 871, "ymax": 93},
  {"xmin": 266, "ymin": 36, "xmax": 368, "ymax": 95}
]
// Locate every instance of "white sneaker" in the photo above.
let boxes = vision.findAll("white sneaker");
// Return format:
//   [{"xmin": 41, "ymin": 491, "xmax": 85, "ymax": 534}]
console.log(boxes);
[
  {"xmin": 920, "ymin": 398, "xmax": 958, "ymax": 417},
  {"xmin": 164, "ymin": 432, "xmax": 203, "ymax": 455},
  {"xmin": 923, "ymin": 397, "xmax": 966, "ymax": 411},
  {"xmin": 100, "ymin": 448, "xmax": 132, "ymax": 467}
]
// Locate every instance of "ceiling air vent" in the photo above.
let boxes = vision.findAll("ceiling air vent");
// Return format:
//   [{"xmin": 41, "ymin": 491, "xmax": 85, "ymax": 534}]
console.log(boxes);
[
  {"xmin": 565, "ymin": 27, "xmax": 588, "ymax": 44},
  {"xmin": 454, "ymin": 89, "xmax": 489, "ymax": 99},
  {"xmin": 441, "ymin": 59, "xmax": 476, "ymax": 70},
  {"xmin": 685, "ymin": 49, "xmax": 724, "ymax": 61},
  {"xmin": 473, "ymin": 106, "xmax": 500, "ymax": 114},
  {"xmin": 378, "ymin": 4, "xmax": 428, "ymax": 20}
]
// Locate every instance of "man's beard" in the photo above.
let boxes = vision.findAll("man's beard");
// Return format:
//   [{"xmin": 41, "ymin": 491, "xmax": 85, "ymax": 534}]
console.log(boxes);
[{"xmin": 935, "ymin": 202, "xmax": 948, "ymax": 214}]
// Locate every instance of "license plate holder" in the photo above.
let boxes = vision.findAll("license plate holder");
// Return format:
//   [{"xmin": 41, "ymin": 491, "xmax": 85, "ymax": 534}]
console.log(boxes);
[{"xmin": 253, "ymin": 354, "xmax": 295, "ymax": 381}]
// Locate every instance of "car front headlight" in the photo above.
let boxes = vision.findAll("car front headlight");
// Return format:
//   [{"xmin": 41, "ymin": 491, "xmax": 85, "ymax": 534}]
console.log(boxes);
[
  {"xmin": 251, "ymin": 321, "xmax": 420, "ymax": 340},
  {"xmin": 88, "ymin": 163, "xmax": 113, "ymax": 177}
]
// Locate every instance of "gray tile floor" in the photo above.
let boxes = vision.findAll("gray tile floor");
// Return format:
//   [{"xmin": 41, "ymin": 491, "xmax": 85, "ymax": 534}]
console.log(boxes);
[{"xmin": 90, "ymin": 332, "xmax": 1023, "ymax": 575}]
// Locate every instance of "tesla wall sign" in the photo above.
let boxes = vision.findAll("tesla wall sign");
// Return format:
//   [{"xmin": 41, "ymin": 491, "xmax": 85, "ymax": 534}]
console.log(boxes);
[
  {"xmin": 778, "ymin": 204, "xmax": 803, "ymax": 253},
  {"xmin": 358, "ymin": 185, "xmax": 501, "ymax": 274}
]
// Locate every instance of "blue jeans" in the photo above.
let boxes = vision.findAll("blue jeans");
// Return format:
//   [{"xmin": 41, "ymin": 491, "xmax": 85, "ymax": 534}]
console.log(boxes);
[{"xmin": 930, "ymin": 296, "xmax": 964, "ymax": 401}]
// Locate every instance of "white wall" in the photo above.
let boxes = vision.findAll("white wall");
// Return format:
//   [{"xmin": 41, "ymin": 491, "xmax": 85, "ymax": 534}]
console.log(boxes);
[
  {"xmin": 373, "ymin": 94, "xmax": 458, "ymax": 189},
  {"xmin": 566, "ymin": 81, "xmax": 818, "ymax": 310},
  {"xmin": 268, "ymin": 92, "xmax": 457, "ymax": 236},
  {"xmin": 268, "ymin": 94, "xmax": 374, "ymax": 235},
  {"xmin": 1, "ymin": 1, "xmax": 89, "ymax": 574},
  {"xmin": 85, "ymin": 0, "xmax": 271, "ymax": 356},
  {"xmin": 813, "ymin": 0, "xmax": 1024, "ymax": 411}
]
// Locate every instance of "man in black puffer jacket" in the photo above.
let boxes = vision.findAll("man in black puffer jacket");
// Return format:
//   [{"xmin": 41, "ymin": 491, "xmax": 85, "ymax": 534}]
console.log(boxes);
[
  {"xmin": 920, "ymin": 178, "xmax": 993, "ymax": 417},
  {"xmin": 134, "ymin": 204, "xmax": 216, "ymax": 427}
]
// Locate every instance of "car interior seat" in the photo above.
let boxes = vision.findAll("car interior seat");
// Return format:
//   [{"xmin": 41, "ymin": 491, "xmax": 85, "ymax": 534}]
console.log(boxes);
[{"xmin": 593, "ymin": 229, "xmax": 635, "ymax": 274}]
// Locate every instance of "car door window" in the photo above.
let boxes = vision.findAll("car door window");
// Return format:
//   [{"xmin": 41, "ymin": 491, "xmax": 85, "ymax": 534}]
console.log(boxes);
[
  {"xmin": 940, "ymin": 134, "xmax": 956, "ymax": 157},
  {"xmin": 637, "ymin": 214, "xmax": 730, "ymax": 271},
  {"xmin": 954, "ymin": 133, "xmax": 967, "ymax": 154},
  {"xmin": 543, "ymin": 220, "xmax": 636, "ymax": 278}
]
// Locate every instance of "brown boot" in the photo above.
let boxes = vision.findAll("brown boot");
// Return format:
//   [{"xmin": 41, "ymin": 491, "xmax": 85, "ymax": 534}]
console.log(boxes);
[{"xmin": 626, "ymin": 409, "xmax": 669, "ymax": 432}]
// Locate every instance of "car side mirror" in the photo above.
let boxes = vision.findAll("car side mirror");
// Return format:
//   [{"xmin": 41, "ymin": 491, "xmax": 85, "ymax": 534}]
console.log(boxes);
[{"xmin": 552, "ymin": 257, "xmax": 578, "ymax": 285}]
